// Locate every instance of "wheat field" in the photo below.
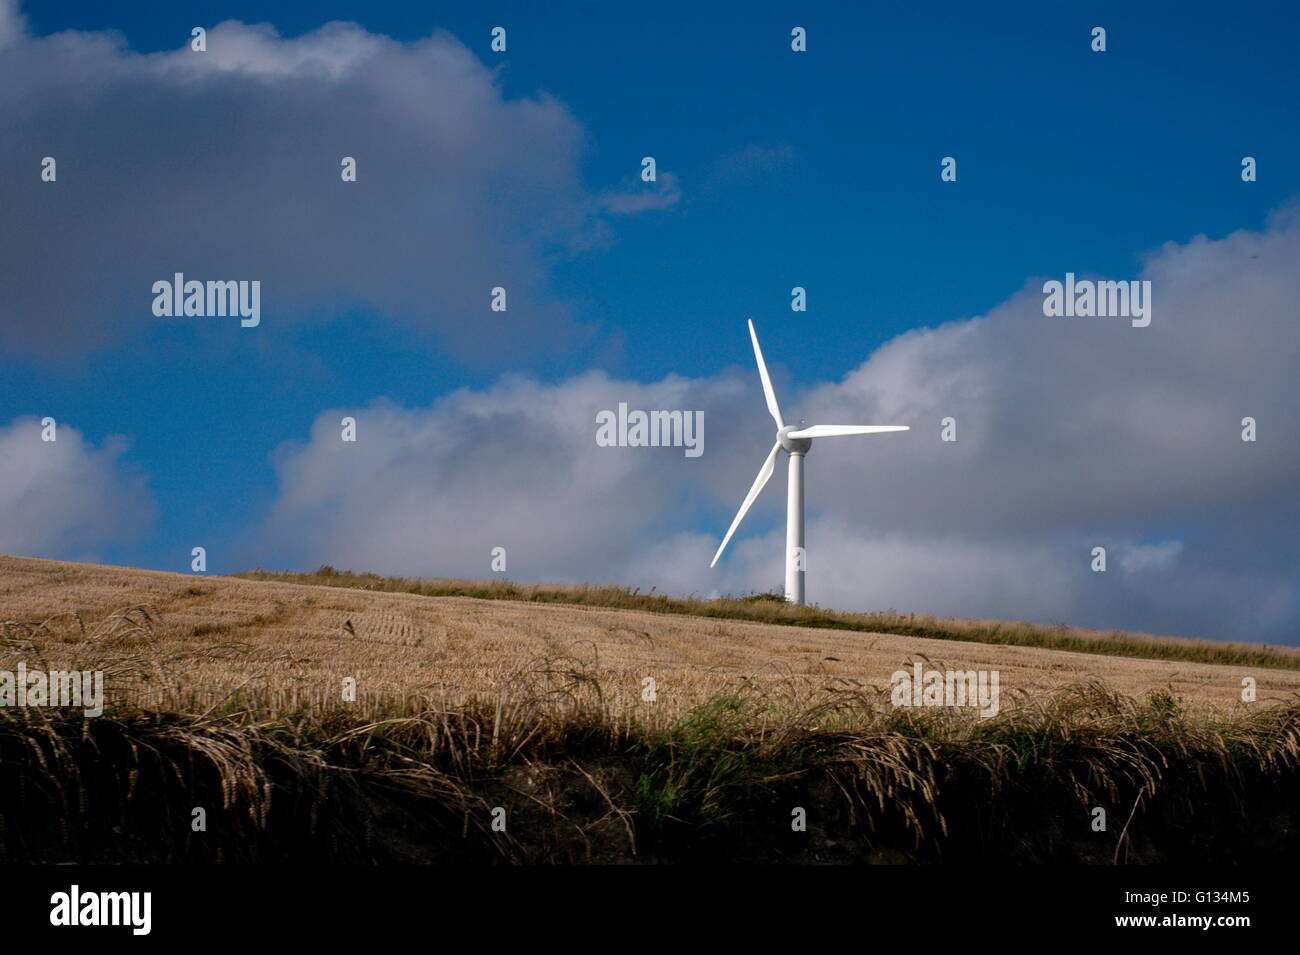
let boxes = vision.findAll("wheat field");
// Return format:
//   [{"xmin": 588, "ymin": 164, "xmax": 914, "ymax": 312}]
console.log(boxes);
[{"xmin": 3, "ymin": 554, "xmax": 1296, "ymax": 720}]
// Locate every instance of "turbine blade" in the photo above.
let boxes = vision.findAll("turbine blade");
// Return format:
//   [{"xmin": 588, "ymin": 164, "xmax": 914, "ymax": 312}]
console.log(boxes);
[
  {"xmin": 786, "ymin": 424, "xmax": 910, "ymax": 438},
  {"xmin": 747, "ymin": 319, "xmax": 784, "ymax": 429},
  {"xmin": 710, "ymin": 441, "xmax": 782, "ymax": 567}
]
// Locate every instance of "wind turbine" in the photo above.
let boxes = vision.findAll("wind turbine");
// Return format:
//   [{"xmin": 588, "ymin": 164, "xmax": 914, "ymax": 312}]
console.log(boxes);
[{"xmin": 710, "ymin": 319, "xmax": 909, "ymax": 605}]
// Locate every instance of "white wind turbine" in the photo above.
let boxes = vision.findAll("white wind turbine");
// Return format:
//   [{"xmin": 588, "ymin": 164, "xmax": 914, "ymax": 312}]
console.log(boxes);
[{"xmin": 710, "ymin": 319, "xmax": 909, "ymax": 605}]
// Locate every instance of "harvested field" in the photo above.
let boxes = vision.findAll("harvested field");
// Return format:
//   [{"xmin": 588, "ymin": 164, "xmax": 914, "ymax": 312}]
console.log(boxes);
[{"xmin": 1, "ymin": 555, "xmax": 1297, "ymax": 718}]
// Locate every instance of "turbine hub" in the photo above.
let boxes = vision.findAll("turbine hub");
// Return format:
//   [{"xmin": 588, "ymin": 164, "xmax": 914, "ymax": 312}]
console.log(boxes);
[{"xmin": 778, "ymin": 425, "xmax": 812, "ymax": 455}]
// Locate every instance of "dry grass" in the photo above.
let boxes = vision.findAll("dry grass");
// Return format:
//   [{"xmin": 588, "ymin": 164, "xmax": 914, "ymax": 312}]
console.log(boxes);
[{"xmin": 2, "ymin": 674, "xmax": 1297, "ymax": 863}]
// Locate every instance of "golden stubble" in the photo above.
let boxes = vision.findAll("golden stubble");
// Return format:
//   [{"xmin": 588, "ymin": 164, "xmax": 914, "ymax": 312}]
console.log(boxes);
[{"xmin": 2, "ymin": 554, "xmax": 1296, "ymax": 724}]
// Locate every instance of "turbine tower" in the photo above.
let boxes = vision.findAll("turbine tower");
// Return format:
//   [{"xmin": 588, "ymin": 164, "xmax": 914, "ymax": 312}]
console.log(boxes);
[{"xmin": 710, "ymin": 319, "xmax": 909, "ymax": 605}]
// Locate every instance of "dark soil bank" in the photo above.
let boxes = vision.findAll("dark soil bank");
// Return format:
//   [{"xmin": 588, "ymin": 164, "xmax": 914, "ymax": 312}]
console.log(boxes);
[{"xmin": 3, "ymin": 704, "xmax": 1297, "ymax": 864}]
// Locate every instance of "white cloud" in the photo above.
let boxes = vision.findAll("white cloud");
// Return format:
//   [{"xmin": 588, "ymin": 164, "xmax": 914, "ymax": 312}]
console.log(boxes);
[
  {"xmin": 253, "ymin": 372, "xmax": 758, "ymax": 581},
  {"xmin": 0, "ymin": 416, "xmax": 155, "ymax": 558}
]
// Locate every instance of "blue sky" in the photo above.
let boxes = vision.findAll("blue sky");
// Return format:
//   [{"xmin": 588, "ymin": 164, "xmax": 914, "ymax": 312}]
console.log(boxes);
[{"xmin": 2, "ymin": 1, "xmax": 1298, "ymax": 642}]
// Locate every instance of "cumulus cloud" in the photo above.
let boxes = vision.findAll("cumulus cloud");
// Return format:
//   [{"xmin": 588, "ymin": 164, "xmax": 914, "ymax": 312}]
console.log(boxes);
[
  {"xmin": 801, "ymin": 208, "xmax": 1300, "ymax": 539},
  {"xmin": 0, "ymin": 417, "xmax": 155, "ymax": 558},
  {"xmin": 252, "ymin": 371, "xmax": 759, "ymax": 582},
  {"xmin": 782, "ymin": 207, "xmax": 1300, "ymax": 640},
  {"xmin": 0, "ymin": 2, "xmax": 619, "ymax": 360},
  {"xmin": 256, "ymin": 209, "xmax": 1300, "ymax": 643}
]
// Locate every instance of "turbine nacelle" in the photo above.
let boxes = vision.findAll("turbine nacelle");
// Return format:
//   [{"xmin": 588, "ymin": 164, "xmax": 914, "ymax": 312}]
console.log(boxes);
[{"xmin": 777, "ymin": 425, "xmax": 812, "ymax": 455}]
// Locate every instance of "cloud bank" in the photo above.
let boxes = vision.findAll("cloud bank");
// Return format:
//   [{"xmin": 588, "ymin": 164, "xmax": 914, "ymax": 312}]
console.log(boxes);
[{"xmin": 255, "ymin": 209, "xmax": 1300, "ymax": 642}]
